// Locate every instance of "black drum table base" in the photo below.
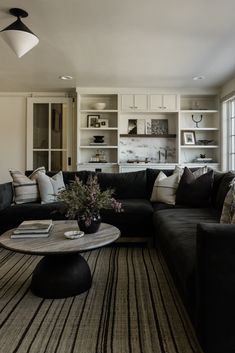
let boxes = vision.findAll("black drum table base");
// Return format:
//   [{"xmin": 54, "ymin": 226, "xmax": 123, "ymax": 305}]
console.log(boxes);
[{"xmin": 31, "ymin": 254, "xmax": 92, "ymax": 299}]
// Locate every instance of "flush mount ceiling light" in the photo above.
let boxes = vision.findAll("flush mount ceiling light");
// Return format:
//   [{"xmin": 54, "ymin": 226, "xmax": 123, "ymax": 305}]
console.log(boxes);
[
  {"xmin": 59, "ymin": 75, "xmax": 73, "ymax": 80},
  {"xmin": 193, "ymin": 76, "xmax": 205, "ymax": 81},
  {"xmin": 0, "ymin": 8, "xmax": 39, "ymax": 58}
]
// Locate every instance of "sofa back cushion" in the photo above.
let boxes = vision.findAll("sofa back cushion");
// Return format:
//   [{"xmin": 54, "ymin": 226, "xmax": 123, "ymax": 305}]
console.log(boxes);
[
  {"xmin": 215, "ymin": 171, "xmax": 235, "ymax": 210},
  {"xmin": 97, "ymin": 170, "xmax": 147, "ymax": 199},
  {"xmin": 0, "ymin": 182, "xmax": 13, "ymax": 211}
]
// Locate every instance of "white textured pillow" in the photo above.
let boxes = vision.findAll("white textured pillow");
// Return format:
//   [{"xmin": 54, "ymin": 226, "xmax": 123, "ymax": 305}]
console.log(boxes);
[
  {"xmin": 37, "ymin": 171, "xmax": 65, "ymax": 204},
  {"xmin": 9, "ymin": 166, "xmax": 46, "ymax": 204},
  {"xmin": 150, "ymin": 171, "xmax": 179, "ymax": 205}
]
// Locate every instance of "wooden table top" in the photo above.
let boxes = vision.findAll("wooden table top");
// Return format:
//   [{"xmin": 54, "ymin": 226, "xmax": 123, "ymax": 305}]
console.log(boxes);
[{"xmin": 0, "ymin": 221, "xmax": 120, "ymax": 256}]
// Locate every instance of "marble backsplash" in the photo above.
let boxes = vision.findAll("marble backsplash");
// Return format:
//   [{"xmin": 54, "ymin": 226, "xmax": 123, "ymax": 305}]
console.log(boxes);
[{"xmin": 119, "ymin": 137, "xmax": 176, "ymax": 163}]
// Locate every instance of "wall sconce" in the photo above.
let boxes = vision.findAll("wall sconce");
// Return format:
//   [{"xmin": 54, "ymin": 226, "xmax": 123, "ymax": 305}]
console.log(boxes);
[{"xmin": 0, "ymin": 8, "xmax": 39, "ymax": 58}]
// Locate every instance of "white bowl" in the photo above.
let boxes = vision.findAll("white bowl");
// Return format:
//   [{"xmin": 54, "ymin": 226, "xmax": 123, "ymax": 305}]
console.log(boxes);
[
  {"xmin": 64, "ymin": 230, "xmax": 84, "ymax": 239},
  {"xmin": 93, "ymin": 102, "xmax": 106, "ymax": 110}
]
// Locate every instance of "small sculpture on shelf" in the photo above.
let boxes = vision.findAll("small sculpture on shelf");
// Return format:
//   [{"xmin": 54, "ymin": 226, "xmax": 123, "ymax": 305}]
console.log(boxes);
[
  {"xmin": 90, "ymin": 150, "xmax": 107, "ymax": 163},
  {"xmin": 192, "ymin": 114, "xmax": 203, "ymax": 128}
]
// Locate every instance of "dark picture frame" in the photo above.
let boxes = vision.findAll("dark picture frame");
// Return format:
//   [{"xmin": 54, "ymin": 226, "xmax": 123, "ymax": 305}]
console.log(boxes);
[{"xmin": 87, "ymin": 115, "xmax": 100, "ymax": 127}]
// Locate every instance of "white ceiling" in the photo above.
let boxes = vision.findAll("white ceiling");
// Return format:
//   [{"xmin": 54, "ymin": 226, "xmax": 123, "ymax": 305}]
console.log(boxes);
[{"xmin": 0, "ymin": 0, "xmax": 235, "ymax": 92}]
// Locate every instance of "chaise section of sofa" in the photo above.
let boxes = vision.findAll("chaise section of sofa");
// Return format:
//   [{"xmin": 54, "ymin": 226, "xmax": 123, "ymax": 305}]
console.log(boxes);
[{"xmin": 152, "ymin": 169, "xmax": 235, "ymax": 353}]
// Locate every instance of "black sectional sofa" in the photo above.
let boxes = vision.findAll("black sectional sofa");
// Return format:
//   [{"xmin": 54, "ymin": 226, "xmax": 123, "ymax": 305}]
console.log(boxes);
[{"xmin": 0, "ymin": 168, "xmax": 235, "ymax": 353}]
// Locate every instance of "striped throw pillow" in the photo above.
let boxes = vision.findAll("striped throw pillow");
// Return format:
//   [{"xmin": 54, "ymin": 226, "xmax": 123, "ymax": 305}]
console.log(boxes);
[
  {"xmin": 150, "ymin": 171, "xmax": 179, "ymax": 205},
  {"xmin": 10, "ymin": 167, "xmax": 46, "ymax": 204}
]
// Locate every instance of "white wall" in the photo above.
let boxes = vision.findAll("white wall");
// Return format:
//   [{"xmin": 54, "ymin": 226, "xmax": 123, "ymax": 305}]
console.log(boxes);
[
  {"xmin": 0, "ymin": 96, "xmax": 26, "ymax": 183},
  {"xmin": 0, "ymin": 92, "xmax": 74, "ymax": 184}
]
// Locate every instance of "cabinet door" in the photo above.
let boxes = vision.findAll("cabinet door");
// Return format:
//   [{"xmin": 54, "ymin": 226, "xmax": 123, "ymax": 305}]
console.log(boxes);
[
  {"xmin": 27, "ymin": 97, "xmax": 73, "ymax": 170},
  {"xmin": 149, "ymin": 94, "xmax": 163, "ymax": 111},
  {"xmin": 163, "ymin": 94, "xmax": 178, "ymax": 111},
  {"xmin": 134, "ymin": 94, "xmax": 148, "ymax": 111},
  {"xmin": 121, "ymin": 95, "xmax": 134, "ymax": 111}
]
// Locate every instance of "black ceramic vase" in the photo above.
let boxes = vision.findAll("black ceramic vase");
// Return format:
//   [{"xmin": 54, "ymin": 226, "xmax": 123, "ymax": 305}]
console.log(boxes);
[{"xmin": 77, "ymin": 213, "xmax": 101, "ymax": 234}]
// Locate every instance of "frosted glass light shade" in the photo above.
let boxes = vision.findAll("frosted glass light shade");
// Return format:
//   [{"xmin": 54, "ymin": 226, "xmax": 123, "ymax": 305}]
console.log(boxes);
[{"xmin": 1, "ymin": 29, "xmax": 39, "ymax": 58}]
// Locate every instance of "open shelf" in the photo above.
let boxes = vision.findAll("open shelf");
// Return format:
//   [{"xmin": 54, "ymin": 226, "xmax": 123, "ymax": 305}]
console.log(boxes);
[{"xmin": 120, "ymin": 134, "xmax": 176, "ymax": 138}]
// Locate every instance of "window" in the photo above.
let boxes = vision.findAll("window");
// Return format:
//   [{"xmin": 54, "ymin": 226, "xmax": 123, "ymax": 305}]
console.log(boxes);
[{"xmin": 226, "ymin": 97, "xmax": 235, "ymax": 170}]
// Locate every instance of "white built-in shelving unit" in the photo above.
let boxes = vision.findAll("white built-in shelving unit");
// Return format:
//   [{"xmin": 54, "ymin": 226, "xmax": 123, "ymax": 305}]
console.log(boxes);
[{"xmin": 76, "ymin": 88, "xmax": 220, "ymax": 172}]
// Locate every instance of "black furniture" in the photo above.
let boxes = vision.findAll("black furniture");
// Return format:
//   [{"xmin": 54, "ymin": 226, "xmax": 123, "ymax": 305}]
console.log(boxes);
[{"xmin": 1, "ymin": 168, "xmax": 235, "ymax": 353}]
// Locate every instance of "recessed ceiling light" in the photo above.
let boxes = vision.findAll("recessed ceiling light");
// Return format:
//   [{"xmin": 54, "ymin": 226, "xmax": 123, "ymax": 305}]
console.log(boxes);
[
  {"xmin": 193, "ymin": 76, "xmax": 205, "ymax": 81},
  {"xmin": 59, "ymin": 75, "xmax": 73, "ymax": 80}
]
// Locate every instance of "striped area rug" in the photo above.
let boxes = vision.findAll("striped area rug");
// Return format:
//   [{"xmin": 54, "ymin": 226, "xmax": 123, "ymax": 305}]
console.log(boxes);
[{"xmin": 0, "ymin": 247, "xmax": 203, "ymax": 353}]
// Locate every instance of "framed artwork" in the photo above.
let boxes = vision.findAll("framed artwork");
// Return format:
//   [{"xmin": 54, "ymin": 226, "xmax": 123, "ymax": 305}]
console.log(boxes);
[
  {"xmin": 128, "ymin": 119, "xmax": 137, "ymax": 134},
  {"xmin": 183, "ymin": 131, "xmax": 196, "ymax": 145},
  {"xmin": 151, "ymin": 119, "xmax": 168, "ymax": 135},
  {"xmin": 87, "ymin": 115, "xmax": 100, "ymax": 127},
  {"xmin": 99, "ymin": 119, "xmax": 109, "ymax": 127}
]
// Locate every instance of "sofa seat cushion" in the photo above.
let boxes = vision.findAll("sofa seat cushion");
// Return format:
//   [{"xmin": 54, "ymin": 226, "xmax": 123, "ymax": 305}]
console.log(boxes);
[
  {"xmin": 153, "ymin": 208, "xmax": 220, "ymax": 313},
  {"xmin": 100, "ymin": 199, "xmax": 153, "ymax": 237},
  {"xmin": 0, "ymin": 202, "xmax": 66, "ymax": 235}
]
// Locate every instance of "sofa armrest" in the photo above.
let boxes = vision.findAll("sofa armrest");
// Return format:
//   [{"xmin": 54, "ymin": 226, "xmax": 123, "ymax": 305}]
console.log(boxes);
[
  {"xmin": 0, "ymin": 182, "xmax": 13, "ymax": 211},
  {"xmin": 196, "ymin": 223, "xmax": 235, "ymax": 353}
]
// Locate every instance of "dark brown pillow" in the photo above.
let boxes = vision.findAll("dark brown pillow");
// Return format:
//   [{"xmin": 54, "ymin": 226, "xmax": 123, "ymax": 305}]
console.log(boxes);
[{"xmin": 176, "ymin": 167, "xmax": 214, "ymax": 207}]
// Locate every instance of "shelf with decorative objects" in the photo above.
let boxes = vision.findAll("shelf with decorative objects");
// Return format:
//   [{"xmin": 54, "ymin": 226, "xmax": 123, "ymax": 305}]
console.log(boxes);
[{"xmin": 179, "ymin": 95, "xmax": 220, "ymax": 167}]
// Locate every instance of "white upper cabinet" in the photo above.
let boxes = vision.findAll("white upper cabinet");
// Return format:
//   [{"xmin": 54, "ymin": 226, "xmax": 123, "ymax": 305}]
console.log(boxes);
[
  {"xmin": 149, "ymin": 94, "xmax": 178, "ymax": 111},
  {"xmin": 121, "ymin": 94, "xmax": 148, "ymax": 111}
]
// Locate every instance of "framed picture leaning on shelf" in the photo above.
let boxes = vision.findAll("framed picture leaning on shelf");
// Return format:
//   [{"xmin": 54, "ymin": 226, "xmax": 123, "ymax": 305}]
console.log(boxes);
[
  {"xmin": 183, "ymin": 131, "xmax": 196, "ymax": 145},
  {"xmin": 99, "ymin": 118, "xmax": 109, "ymax": 127},
  {"xmin": 87, "ymin": 115, "xmax": 100, "ymax": 127}
]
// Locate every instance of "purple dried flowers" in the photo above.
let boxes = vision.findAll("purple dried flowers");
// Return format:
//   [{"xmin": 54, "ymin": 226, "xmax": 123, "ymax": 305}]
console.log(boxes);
[{"xmin": 57, "ymin": 175, "xmax": 122, "ymax": 225}]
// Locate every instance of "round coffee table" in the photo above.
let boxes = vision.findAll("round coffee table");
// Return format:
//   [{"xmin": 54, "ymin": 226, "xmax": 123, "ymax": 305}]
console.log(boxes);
[{"xmin": 0, "ymin": 221, "xmax": 120, "ymax": 299}]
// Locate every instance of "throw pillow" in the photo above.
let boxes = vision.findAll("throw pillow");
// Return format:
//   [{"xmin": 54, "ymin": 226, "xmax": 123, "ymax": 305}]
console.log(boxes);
[
  {"xmin": 215, "ymin": 171, "xmax": 235, "ymax": 210},
  {"xmin": 9, "ymin": 167, "xmax": 46, "ymax": 204},
  {"xmin": 150, "ymin": 171, "xmax": 179, "ymax": 205},
  {"xmin": 220, "ymin": 180, "xmax": 235, "ymax": 223},
  {"xmin": 175, "ymin": 167, "xmax": 214, "ymax": 207},
  {"xmin": 174, "ymin": 165, "xmax": 208, "ymax": 179},
  {"xmin": 37, "ymin": 171, "xmax": 65, "ymax": 204}
]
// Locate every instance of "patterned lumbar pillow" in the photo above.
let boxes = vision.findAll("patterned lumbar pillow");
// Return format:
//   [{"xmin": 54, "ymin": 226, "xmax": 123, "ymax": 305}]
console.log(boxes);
[
  {"xmin": 150, "ymin": 171, "xmax": 179, "ymax": 205},
  {"xmin": 174, "ymin": 165, "xmax": 208, "ymax": 179},
  {"xmin": 220, "ymin": 181, "xmax": 235, "ymax": 223},
  {"xmin": 9, "ymin": 166, "xmax": 46, "ymax": 204},
  {"xmin": 37, "ymin": 171, "xmax": 65, "ymax": 204}
]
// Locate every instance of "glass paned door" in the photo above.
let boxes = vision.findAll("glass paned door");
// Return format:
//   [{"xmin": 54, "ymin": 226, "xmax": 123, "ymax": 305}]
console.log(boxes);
[{"xmin": 27, "ymin": 97, "xmax": 72, "ymax": 171}]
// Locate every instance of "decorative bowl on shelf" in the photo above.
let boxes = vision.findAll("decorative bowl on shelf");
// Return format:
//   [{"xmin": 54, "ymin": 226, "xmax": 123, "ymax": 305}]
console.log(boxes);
[
  {"xmin": 93, "ymin": 102, "xmax": 106, "ymax": 110},
  {"xmin": 93, "ymin": 135, "xmax": 104, "ymax": 143}
]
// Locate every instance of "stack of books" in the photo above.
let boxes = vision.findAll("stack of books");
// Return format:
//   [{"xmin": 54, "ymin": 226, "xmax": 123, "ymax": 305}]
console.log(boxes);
[{"xmin": 11, "ymin": 220, "xmax": 53, "ymax": 239}]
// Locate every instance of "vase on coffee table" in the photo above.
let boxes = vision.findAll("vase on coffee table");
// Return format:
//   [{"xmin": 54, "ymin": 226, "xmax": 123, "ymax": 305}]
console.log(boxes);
[{"xmin": 77, "ymin": 213, "xmax": 101, "ymax": 234}]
